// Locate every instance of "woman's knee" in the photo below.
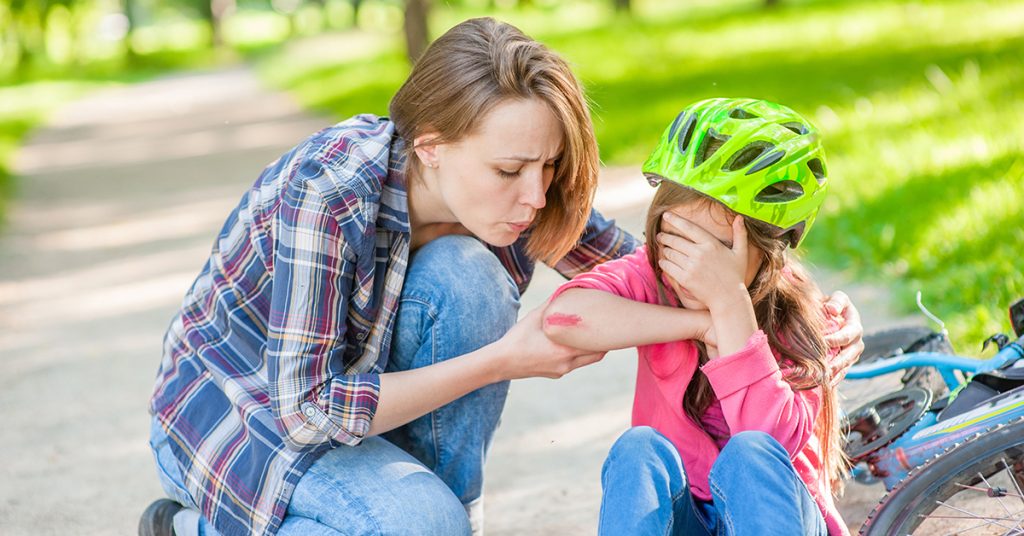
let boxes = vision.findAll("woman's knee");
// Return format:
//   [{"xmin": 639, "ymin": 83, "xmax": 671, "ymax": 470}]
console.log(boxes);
[
  {"xmin": 290, "ymin": 438, "xmax": 472, "ymax": 535},
  {"xmin": 405, "ymin": 235, "xmax": 519, "ymax": 319}
]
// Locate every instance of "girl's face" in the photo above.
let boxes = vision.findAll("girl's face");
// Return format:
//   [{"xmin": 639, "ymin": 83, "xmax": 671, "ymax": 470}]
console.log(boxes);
[
  {"xmin": 421, "ymin": 98, "xmax": 563, "ymax": 247},
  {"xmin": 659, "ymin": 202, "xmax": 765, "ymax": 311}
]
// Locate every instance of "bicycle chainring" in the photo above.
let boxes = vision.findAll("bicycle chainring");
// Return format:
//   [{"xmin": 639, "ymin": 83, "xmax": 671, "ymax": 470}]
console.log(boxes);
[{"xmin": 844, "ymin": 386, "xmax": 932, "ymax": 462}]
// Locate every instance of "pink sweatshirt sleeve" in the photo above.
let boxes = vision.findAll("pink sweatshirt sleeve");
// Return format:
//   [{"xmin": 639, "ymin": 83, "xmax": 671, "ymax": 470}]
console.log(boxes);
[
  {"xmin": 548, "ymin": 247, "xmax": 657, "ymax": 305},
  {"xmin": 701, "ymin": 330, "xmax": 822, "ymax": 458}
]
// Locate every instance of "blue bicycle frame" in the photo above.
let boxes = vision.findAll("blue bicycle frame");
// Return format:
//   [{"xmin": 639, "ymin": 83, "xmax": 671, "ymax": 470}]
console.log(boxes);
[{"xmin": 845, "ymin": 333, "xmax": 1024, "ymax": 490}]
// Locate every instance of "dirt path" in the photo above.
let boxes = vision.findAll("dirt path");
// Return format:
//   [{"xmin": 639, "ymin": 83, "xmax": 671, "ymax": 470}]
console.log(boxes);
[{"xmin": 0, "ymin": 67, "xmax": 915, "ymax": 535}]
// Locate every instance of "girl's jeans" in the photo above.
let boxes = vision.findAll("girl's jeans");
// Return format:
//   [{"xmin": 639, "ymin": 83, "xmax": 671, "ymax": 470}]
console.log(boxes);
[
  {"xmin": 599, "ymin": 427, "xmax": 829, "ymax": 536},
  {"xmin": 149, "ymin": 236, "xmax": 520, "ymax": 535}
]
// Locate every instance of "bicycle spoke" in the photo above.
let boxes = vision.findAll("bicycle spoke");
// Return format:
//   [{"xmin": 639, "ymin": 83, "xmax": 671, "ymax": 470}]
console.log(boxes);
[
  {"xmin": 1003, "ymin": 458, "xmax": 1024, "ymax": 507},
  {"xmin": 956, "ymin": 483, "xmax": 1024, "ymax": 500},
  {"xmin": 978, "ymin": 472, "xmax": 1015, "ymax": 519},
  {"xmin": 934, "ymin": 499, "xmax": 1018, "ymax": 532}
]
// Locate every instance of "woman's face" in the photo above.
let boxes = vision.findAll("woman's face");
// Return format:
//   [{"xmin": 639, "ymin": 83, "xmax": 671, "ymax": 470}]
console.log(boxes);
[{"xmin": 427, "ymin": 98, "xmax": 563, "ymax": 247}]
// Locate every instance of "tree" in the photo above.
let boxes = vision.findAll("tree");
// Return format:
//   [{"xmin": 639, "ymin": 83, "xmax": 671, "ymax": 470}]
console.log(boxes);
[
  {"xmin": 403, "ymin": 0, "xmax": 429, "ymax": 64},
  {"xmin": 197, "ymin": 0, "xmax": 235, "ymax": 47}
]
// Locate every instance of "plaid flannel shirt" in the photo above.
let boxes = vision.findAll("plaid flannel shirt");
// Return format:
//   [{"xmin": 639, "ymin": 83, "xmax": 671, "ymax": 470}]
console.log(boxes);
[{"xmin": 149, "ymin": 114, "xmax": 638, "ymax": 535}]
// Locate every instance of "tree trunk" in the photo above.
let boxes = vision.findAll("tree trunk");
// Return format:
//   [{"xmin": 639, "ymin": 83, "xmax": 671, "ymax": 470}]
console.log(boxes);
[
  {"xmin": 613, "ymin": 0, "xmax": 631, "ymax": 13},
  {"xmin": 123, "ymin": 0, "xmax": 139, "ymax": 63},
  {"xmin": 201, "ymin": 0, "xmax": 236, "ymax": 47},
  {"xmin": 403, "ymin": 0, "xmax": 430, "ymax": 64},
  {"xmin": 765, "ymin": 0, "xmax": 780, "ymax": 7},
  {"xmin": 351, "ymin": 0, "xmax": 363, "ymax": 27}
]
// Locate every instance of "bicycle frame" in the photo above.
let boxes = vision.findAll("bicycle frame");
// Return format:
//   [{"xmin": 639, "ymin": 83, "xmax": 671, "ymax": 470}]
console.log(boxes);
[{"xmin": 845, "ymin": 335, "xmax": 1024, "ymax": 489}]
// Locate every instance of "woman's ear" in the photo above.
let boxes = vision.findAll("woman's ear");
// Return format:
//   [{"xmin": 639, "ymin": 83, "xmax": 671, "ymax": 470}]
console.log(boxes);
[{"xmin": 413, "ymin": 131, "xmax": 442, "ymax": 169}]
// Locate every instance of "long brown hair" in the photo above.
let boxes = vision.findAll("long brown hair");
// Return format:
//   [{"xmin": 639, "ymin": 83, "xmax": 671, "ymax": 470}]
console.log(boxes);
[
  {"xmin": 645, "ymin": 182, "xmax": 847, "ymax": 493},
  {"xmin": 389, "ymin": 17, "xmax": 599, "ymax": 264}
]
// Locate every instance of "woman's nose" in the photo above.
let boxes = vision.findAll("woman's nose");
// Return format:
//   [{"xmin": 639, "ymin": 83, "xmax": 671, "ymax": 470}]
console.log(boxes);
[{"xmin": 520, "ymin": 171, "xmax": 548, "ymax": 210}]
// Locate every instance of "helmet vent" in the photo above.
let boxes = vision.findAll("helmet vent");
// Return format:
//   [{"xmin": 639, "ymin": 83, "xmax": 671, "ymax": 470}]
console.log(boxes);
[
  {"xmin": 807, "ymin": 158, "xmax": 826, "ymax": 184},
  {"xmin": 755, "ymin": 180, "xmax": 804, "ymax": 203},
  {"xmin": 745, "ymin": 150, "xmax": 786, "ymax": 175},
  {"xmin": 781, "ymin": 122, "xmax": 809, "ymax": 135},
  {"xmin": 723, "ymin": 142, "xmax": 774, "ymax": 172},
  {"xmin": 677, "ymin": 115, "xmax": 697, "ymax": 153},
  {"xmin": 729, "ymin": 108, "xmax": 759, "ymax": 120},
  {"xmin": 694, "ymin": 129, "xmax": 730, "ymax": 167},
  {"xmin": 668, "ymin": 112, "xmax": 687, "ymax": 141}
]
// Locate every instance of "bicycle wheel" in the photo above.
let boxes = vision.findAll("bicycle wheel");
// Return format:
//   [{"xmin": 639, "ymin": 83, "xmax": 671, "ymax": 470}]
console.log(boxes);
[
  {"xmin": 859, "ymin": 326, "xmax": 951, "ymax": 397},
  {"xmin": 859, "ymin": 416, "xmax": 1024, "ymax": 535}
]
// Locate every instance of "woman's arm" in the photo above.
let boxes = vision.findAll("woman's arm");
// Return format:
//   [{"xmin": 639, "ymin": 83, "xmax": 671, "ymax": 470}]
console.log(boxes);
[
  {"xmin": 370, "ymin": 307, "xmax": 605, "ymax": 435},
  {"xmin": 543, "ymin": 288, "xmax": 712, "ymax": 352},
  {"xmin": 269, "ymin": 177, "xmax": 604, "ymax": 448}
]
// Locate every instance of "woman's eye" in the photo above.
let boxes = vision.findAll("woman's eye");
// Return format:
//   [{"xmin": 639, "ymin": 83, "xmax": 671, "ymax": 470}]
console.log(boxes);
[
  {"xmin": 498, "ymin": 169, "xmax": 521, "ymax": 179},
  {"xmin": 544, "ymin": 160, "xmax": 558, "ymax": 169}
]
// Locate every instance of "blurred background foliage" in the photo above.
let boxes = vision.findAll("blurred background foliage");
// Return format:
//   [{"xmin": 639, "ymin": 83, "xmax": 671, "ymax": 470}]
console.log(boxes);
[{"xmin": 2, "ymin": 0, "xmax": 1022, "ymax": 350}]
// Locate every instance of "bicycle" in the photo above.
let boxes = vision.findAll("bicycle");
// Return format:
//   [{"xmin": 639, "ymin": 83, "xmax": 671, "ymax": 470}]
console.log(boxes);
[{"xmin": 841, "ymin": 294, "xmax": 1024, "ymax": 535}]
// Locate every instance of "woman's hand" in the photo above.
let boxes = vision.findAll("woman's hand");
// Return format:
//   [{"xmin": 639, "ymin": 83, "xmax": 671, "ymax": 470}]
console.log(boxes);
[
  {"xmin": 656, "ymin": 213, "xmax": 750, "ymax": 310},
  {"xmin": 822, "ymin": 291, "xmax": 865, "ymax": 387},
  {"xmin": 494, "ymin": 306, "xmax": 607, "ymax": 380}
]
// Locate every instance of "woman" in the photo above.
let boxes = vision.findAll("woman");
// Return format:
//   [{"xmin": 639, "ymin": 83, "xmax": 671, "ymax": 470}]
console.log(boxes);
[{"xmin": 141, "ymin": 18, "xmax": 863, "ymax": 536}]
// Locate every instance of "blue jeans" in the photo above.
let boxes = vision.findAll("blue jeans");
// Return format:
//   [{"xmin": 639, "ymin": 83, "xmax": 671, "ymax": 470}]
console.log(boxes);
[
  {"xmin": 149, "ymin": 235, "xmax": 520, "ymax": 535},
  {"xmin": 598, "ymin": 427, "xmax": 828, "ymax": 536}
]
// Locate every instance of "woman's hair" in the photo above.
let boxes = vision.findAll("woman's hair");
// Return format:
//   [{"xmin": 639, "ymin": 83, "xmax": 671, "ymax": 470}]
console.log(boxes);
[
  {"xmin": 644, "ymin": 182, "xmax": 847, "ymax": 492},
  {"xmin": 389, "ymin": 17, "xmax": 598, "ymax": 264}
]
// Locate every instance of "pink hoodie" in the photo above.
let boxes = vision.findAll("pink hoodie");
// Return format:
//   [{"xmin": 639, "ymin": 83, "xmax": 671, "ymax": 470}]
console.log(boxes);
[{"xmin": 550, "ymin": 247, "xmax": 848, "ymax": 536}]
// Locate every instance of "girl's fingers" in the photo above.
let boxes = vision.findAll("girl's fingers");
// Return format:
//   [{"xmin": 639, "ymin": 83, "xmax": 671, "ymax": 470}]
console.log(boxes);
[
  {"xmin": 658, "ymin": 258, "xmax": 689, "ymax": 285},
  {"xmin": 662, "ymin": 212, "xmax": 718, "ymax": 244},
  {"xmin": 656, "ymin": 232, "xmax": 698, "ymax": 255}
]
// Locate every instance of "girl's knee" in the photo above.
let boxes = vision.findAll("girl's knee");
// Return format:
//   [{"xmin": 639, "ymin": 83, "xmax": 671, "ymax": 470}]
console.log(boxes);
[
  {"xmin": 715, "ymin": 431, "xmax": 790, "ymax": 477},
  {"xmin": 605, "ymin": 427, "xmax": 680, "ymax": 470}
]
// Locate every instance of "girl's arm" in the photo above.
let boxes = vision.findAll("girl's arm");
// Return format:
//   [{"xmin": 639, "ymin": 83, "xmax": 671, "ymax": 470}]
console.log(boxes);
[
  {"xmin": 543, "ymin": 288, "xmax": 713, "ymax": 352},
  {"xmin": 702, "ymin": 334, "xmax": 824, "ymax": 456}
]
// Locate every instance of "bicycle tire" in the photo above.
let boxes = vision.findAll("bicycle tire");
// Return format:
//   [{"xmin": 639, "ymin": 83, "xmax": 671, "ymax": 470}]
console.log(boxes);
[
  {"xmin": 859, "ymin": 416, "xmax": 1024, "ymax": 535},
  {"xmin": 859, "ymin": 326, "xmax": 951, "ymax": 398}
]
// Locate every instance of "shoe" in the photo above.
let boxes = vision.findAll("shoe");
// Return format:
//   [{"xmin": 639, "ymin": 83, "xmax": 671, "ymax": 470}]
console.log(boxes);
[{"xmin": 138, "ymin": 498, "xmax": 183, "ymax": 536}]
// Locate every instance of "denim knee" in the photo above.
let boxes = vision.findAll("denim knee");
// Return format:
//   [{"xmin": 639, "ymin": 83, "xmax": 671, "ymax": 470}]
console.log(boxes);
[
  {"xmin": 401, "ymin": 235, "xmax": 520, "ymax": 349},
  {"xmin": 604, "ymin": 426, "xmax": 683, "ymax": 477},
  {"xmin": 715, "ymin": 431, "xmax": 788, "ymax": 476}
]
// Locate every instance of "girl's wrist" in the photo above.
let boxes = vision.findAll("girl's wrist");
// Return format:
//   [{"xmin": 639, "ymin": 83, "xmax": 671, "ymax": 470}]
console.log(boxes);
[{"xmin": 707, "ymin": 285, "xmax": 752, "ymax": 314}]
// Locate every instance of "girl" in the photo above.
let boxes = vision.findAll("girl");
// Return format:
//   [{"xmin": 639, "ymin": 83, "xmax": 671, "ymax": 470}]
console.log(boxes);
[{"xmin": 544, "ymin": 98, "xmax": 848, "ymax": 535}]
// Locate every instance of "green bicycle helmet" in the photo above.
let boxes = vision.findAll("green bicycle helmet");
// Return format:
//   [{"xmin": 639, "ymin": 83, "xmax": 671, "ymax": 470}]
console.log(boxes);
[{"xmin": 642, "ymin": 97, "xmax": 829, "ymax": 248}]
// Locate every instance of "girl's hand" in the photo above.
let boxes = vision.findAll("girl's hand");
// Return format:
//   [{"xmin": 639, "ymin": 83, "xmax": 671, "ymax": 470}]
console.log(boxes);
[
  {"xmin": 657, "ymin": 212, "xmax": 750, "ymax": 311},
  {"xmin": 494, "ymin": 307, "xmax": 607, "ymax": 380}
]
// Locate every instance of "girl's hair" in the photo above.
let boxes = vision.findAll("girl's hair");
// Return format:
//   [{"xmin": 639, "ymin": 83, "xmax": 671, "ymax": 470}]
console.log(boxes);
[
  {"xmin": 645, "ymin": 182, "xmax": 847, "ymax": 492},
  {"xmin": 389, "ymin": 17, "xmax": 598, "ymax": 264}
]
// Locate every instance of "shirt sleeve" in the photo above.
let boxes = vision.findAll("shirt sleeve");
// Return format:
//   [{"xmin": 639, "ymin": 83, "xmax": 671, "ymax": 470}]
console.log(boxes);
[
  {"xmin": 548, "ymin": 247, "xmax": 657, "ymax": 304},
  {"xmin": 701, "ymin": 330, "xmax": 822, "ymax": 458},
  {"xmin": 266, "ymin": 175, "xmax": 380, "ymax": 450},
  {"xmin": 550, "ymin": 208, "xmax": 640, "ymax": 279}
]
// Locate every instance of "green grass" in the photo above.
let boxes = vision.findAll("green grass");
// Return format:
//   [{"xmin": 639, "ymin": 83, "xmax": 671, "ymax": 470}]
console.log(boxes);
[{"xmin": 253, "ymin": 0, "xmax": 1024, "ymax": 350}]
